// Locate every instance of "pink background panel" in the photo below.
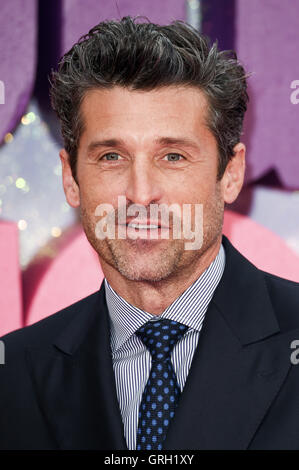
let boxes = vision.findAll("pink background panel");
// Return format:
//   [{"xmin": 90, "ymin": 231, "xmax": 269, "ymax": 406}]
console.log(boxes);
[
  {"xmin": 23, "ymin": 225, "xmax": 103, "ymax": 326},
  {"xmin": 223, "ymin": 210, "xmax": 299, "ymax": 282},
  {"xmin": 0, "ymin": 221, "xmax": 23, "ymax": 336}
]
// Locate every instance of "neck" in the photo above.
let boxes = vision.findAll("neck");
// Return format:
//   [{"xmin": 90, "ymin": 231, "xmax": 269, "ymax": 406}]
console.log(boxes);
[{"xmin": 101, "ymin": 236, "xmax": 222, "ymax": 315}]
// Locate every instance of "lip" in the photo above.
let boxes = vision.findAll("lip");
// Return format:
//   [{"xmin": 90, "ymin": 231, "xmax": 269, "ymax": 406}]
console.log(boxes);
[
  {"xmin": 123, "ymin": 224, "xmax": 170, "ymax": 240},
  {"xmin": 120, "ymin": 218, "xmax": 170, "ymax": 229}
]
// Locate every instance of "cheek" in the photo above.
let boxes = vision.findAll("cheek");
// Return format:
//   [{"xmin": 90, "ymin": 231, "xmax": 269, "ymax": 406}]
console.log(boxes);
[
  {"xmin": 174, "ymin": 175, "xmax": 215, "ymax": 205},
  {"xmin": 81, "ymin": 183, "xmax": 131, "ymax": 219}
]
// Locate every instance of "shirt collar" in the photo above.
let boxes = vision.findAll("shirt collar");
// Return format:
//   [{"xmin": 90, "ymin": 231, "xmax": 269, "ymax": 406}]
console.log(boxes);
[{"xmin": 105, "ymin": 243, "xmax": 226, "ymax": 353}]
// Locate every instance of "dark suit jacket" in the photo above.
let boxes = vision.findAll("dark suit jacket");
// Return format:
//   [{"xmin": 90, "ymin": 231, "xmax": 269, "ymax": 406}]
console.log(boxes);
[{"xmin": 1, "ymin": 234, "xmax": 299, "ymax": 450}]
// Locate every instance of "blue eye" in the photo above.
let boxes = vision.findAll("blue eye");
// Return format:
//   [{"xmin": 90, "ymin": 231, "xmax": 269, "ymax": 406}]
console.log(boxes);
[
  {"xmin": 164, "ymin": 153, "xmax": 184, "ymax": 161},
  {"xmin": 101, "ymin": 153, "xmax": 122, "ymax": 161}
]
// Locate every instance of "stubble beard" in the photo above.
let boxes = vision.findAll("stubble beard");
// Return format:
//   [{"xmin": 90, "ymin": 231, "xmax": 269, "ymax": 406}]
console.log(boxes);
[{"xmin": 79, "ymin": 188, "xmax": 224, "ymax": 283}]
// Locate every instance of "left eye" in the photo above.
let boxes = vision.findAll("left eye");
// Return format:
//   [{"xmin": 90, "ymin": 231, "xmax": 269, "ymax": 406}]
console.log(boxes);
[{"xmin": 163, "ymin": 153, "xmax": 184, "ymax": 162}]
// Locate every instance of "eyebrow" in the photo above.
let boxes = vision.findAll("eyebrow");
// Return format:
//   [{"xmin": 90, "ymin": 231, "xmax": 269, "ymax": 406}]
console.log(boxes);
[{"xmin": 87, "ymin": 136, "xmax": 200, "ymax": 154}]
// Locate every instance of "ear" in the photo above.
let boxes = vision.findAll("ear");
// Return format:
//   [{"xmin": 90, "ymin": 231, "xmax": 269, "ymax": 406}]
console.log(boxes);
[
  {"xmin": 221, "ymin": 142, "xmax": 246, "ymax": 204},
  {"xmin": 59, "ymin": 149, "xmax": 80, "ymax": 208}
]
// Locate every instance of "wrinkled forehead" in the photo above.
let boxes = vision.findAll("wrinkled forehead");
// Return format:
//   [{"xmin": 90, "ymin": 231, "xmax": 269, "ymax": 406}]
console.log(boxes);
[{"xmin": 78, "ymin": 85, "xmax": 211, "ymax": 149}]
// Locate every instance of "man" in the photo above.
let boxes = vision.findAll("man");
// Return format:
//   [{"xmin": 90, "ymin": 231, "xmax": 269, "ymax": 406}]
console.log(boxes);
[{"xmin": 1, "ymin": 16, "xmax": 299, "ymax": 451}]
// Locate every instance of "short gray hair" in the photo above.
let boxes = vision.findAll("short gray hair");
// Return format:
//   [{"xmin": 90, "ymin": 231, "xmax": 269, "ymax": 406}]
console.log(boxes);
[{"xmin": 50, "ymin": 16, "xmax": 249, "ymax": 182}]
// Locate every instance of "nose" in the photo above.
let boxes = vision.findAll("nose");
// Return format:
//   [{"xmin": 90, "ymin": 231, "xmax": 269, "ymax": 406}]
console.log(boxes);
[{"xmin": 125, "ymin": 156, "xmax": 163, "ymax": 207}]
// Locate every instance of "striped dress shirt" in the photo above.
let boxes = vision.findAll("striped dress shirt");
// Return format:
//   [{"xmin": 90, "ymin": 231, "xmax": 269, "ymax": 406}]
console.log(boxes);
[{"xmin": 104, "ymin": 242, "xmax": 226, "ymax": 450}]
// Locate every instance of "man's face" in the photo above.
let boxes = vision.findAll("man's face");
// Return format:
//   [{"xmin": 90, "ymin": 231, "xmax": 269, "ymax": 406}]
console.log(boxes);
[{"xmin": 61, "ymin": 85, "xmax": 244, "ymax": 282}]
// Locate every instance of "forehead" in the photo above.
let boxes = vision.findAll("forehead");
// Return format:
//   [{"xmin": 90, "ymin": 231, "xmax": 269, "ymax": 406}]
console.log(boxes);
[{"xmin": 79, "ymin": 85, "xmax": 210, "ymax": 143}]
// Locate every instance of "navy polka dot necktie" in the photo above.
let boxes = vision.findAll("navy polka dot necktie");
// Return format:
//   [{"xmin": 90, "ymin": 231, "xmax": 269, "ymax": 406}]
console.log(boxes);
[{"xmin": 135, "ymin": 319, "xmax": 188, "ymax": 450}]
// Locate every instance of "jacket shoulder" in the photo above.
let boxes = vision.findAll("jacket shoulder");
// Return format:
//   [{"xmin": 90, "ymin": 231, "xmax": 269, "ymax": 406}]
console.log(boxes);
[
  {"xmin": 0, "ymin": 290, "xmax": 100, "ymax": 355},
  {"xmin": 262, "ymin": 270, "xmax": 299, "ymax": 288},
  {"xmin": 261, "ymin": 270, "xmax": 299, "ymax": 329}
]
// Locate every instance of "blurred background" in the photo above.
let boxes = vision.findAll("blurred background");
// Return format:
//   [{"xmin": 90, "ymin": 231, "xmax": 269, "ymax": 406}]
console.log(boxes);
[{"xmin": 1, "ymin": 0, "xmax": 299, "ymax": 335}]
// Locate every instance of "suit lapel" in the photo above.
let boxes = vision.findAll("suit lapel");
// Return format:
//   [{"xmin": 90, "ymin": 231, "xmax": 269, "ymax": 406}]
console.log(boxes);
[
  {"xmin": 164, "ymin": 235, "xmax": 293, "ymax": 450},
  {"xmin": 26, "ymin": 285, "xmax": 127, "ymax": 450}
]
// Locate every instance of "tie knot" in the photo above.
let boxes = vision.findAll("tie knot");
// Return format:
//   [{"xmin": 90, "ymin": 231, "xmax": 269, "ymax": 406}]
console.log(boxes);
[{"xmin": 135, "ymin": 319, "xmax": 188, "ymax": 361}]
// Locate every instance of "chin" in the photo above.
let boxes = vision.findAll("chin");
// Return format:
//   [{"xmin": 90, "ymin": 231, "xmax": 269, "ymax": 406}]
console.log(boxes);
[
  {"xmin": 107, "ymin": 238, "xmax": 185, "ymax": 280},
  {"xmin": 114, "ymin": 264, "xmax": 174, "ymax": 283}
]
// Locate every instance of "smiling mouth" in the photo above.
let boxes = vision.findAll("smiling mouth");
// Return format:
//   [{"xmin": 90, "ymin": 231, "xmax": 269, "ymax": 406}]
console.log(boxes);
[
  {"xmin": 127, "ymin": 223, "xmax": 160, "ymax": 229},
  {"xmin": 116, "ymin": 221, "xmax": 170, "ymax": 240},
  {"xmin": 122, "ymin": 218, "xmax": 170, "ymax": 230}
]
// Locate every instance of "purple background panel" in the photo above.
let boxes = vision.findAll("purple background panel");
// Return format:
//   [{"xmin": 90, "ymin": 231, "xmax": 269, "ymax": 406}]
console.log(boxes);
[
  {"xmin": 0, "ymin": 0, "xmax": 37, "ymax": 142},
  {"xmin": 61, "ymin": 0, "xmax": 186, "ymax": 54},
  {"xmin": 236, "ymin": 0, "xmax": 299, "ymax": 189}
]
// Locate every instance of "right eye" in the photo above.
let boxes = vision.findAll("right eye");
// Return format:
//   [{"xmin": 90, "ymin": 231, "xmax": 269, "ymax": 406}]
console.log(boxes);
[{"xmin": 100, "ymin": 153, "xmax": 123, "ymax": 161}]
